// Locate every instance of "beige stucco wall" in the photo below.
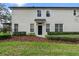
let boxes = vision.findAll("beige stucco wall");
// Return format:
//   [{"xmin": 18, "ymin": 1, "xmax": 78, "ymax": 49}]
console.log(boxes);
[{"xmin": 11, "ymin": 8, "xmax": 79, "ymax": 36}]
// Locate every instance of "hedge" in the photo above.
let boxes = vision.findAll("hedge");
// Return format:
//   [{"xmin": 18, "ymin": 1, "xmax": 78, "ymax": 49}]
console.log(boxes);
[
  {"xmin": 45, "ymin": 35, "xmax": 79, "ymax": 42},
  {"xmin": 0, "ymin": 32, "xmax": 11, "ymax": 39},
  {"xmin": 47, "ymin": 32, "xmax": 79, "ymax": 35},
  {"xmin": 13, "ymin": 32, "xmax": 26, "ymax": 36},
  {"xmin": 28, "ymin": 33, "xmax": 36, "ymax": 36}
]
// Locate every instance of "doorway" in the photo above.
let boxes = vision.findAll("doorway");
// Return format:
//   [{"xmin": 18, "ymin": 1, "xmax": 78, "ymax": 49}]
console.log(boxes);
[{"xmin": 38, "ymin": 26, "xmax": 42, "ymax": 35}]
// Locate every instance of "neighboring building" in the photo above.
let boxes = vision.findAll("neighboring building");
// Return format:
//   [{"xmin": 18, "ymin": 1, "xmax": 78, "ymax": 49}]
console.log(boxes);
[{"xmin": 10, "ymin": 7, "xmax": 79, "ymax": 36}]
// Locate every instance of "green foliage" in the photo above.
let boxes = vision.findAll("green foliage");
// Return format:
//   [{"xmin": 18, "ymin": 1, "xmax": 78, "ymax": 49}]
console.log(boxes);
[
  {"xmin": 47, "ymin": 32, "xmax": 79, "ymax": 35},
  {"xmin": 45, "ymin": 35, "xmax": 79, "ymax": 42},
  {"xmin": 13, "ymin": 32, "xmax": 26, "ymax": 36},
  {"xmin": 0, "ymin": 3, "xmax": 11, "ymax": 32},
  {"xmin": 2, "ymin": 27, "xmax": 8, "ymax": 33},
  {"xmin": 28, "ymin": 33, "xmax": 36, "ymax": 36},
  {"xmin": 0, "ymin": 32, "xmax": 11, "ymax": 39},
  {"xmin": 46, "ymin": 35, "xmax": 68, "ymax": 39},
  {"xmin": 46, "ymin": 32, "xmax": 79, "ymax": 41},
  {"xmin": 0, "ymin": 3, "xmax": 11, "ymax": 19}
]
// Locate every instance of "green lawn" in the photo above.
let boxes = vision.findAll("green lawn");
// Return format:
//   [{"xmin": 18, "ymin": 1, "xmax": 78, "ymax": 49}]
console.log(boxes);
[{"xmin": 0, "ymin": 41, "xmax": 79, "ymax": 56}]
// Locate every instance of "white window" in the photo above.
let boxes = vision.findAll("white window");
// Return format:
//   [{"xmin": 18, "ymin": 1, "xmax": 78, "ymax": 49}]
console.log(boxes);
[
  {"xmin": 74, "ymin": 10, "xmax": 76, "ymax": 16},
  {"xmin": 55, "ymin": 24, "xmax": 63, "ymax": 32},
  {"xmin": 37, "ymin": 10, "xmax": 41, "ymax": 17},
  {"xmin": 30, "ymin": 24, "xmax": 34, "ymax": 32},
  {"xmin": 46, "ymin": 11, "xmax": 50, "ymax": 17},
  {"xmin": 46, "ymin": 24, "xmax": 50, "ymax": 32},
  {"xmin": 14, "ymin": 24, "xmax": 18, "ymax": 32}
]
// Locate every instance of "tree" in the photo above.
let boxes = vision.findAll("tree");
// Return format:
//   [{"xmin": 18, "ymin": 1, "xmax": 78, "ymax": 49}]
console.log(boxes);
[{"xmin": 0, "ymin": 3, "xmax": 11, "ymax": 33}]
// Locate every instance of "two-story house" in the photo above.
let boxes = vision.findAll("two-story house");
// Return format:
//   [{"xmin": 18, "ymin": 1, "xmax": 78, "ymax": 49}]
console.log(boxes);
[{"xmin": 10, "ymin": 6, "xmax": 79, "ymax": 36}]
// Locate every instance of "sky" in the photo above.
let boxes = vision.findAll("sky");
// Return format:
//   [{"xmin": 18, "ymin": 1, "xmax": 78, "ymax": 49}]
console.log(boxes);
[{"xmin": 2, "ymin": 3, "xmax": 79, "ymax": 8}]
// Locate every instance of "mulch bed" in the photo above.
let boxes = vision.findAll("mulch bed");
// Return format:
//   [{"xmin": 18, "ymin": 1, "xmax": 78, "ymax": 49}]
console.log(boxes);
[
  {"xmin": 1, "ymin": 36, "xmax": 79, "ymax": 44},
  {"xmin": 0, "ymin": 36, "xmax": 48, "ymax": 42}
]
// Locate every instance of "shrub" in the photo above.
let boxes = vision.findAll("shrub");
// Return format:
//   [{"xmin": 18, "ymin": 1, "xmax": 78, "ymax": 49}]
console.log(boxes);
[
  {"xmin": 28, "ymin": 33, "xmax": 36, "ymax": 36},
  {"xmin": 2, "ymin": 28, "xmax": 8, "ymax": 33},
  {"xmin": 13, "ymin": 32, "xmax": 26, "ymax": 36},
  {"xmin": 0, "ymin": 32, "xmax": 11, "ymax": 39},
  {"xmin": 46, "ymin": 32, "xmax": 79, "ymax": 42},
  {"xmin": 47, "ymin": 32, "xmax": 79, "ymax": 35},
  {"xmin": 45, "ymin": 35, "xmax": 79, "ymax": 42},
  {"xmin": 45, "ymin": 35, "xmax": 68, "ymax": 39}
]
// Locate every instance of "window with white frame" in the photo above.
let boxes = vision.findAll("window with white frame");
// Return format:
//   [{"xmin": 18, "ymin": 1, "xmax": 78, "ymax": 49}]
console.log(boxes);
[
  {"xmin": 14, "ymin": 24, "xmax": 18, "ymax": 32},
  {"xmin": 46, "ymin": 11, "xmax": 50, "ymax": 17},
  {"xmin": 74, "ymin": 10, "xmax": 76, "ymax": 16},
  {"xmin": 55, "ymin": 24, "xmax": 63, "ymax": 32},
  {"xmin": 46, "ymin": 24, "xmax": 50, "ymax": 32},
  {"xmin": 30, "ymin": 24, "xmax": 34, "ymax": 32},
  {"xmin": 37, "ymin": 10, "xmax": 41, "ymax": 17}
]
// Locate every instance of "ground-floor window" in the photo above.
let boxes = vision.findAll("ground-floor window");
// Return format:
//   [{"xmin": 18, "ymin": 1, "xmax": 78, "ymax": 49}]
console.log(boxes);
[
  {"xmin": 14, "ymin": 24, "xmax": 18, "ymax": 32},
  {"xmin": 30, "ymin": 24, "xmax": 34, "ymax": 32},
  {"xmin": 55, "ymin": 24, "xmax": 63, "ymax": 32},
  {"xmin": 46, "ymin": 24, "xmax": 50, "ymax": 32}
]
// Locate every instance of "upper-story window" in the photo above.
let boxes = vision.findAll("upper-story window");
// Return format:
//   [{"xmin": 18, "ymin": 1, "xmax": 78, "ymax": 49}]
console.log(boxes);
[
  {"xmin": 74, "ymin": 10, "xmax": 76, "ymax": 16},
  {"xmin": 46, "ymin": 11, "xmax": 50, "ymax": 17},
  {"xmin": 37, "ymin": 10, "xmax": 41, "ymax": 17}
]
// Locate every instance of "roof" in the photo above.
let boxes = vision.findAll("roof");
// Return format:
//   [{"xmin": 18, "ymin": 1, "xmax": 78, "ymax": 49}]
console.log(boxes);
[{"xmin": 9, "ymin": 7, "xmax": 79, "ymax": 9}]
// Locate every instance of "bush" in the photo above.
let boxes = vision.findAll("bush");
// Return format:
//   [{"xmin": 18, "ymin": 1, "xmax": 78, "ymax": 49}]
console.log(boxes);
[
  {"xmin": 28, "ymin": 33, "xmax": 36, "ymax": 36},
  {"xmin": 47, "ymin": 32, "xmax": 79, "ymax": 35},
  {"xmin": 0, "ymin": 32, "xmax": 11, "ymax": 39},
  {"xmin": 13, "ymin": 32, "xmax": 26, "ymax": 36},
  {"xmin": 45, "ymin": 35, "xmax": 79, "ymax": 42},
  {"xmin": 45, "ymin": 35, "xmax": 69, "ymax": 39},
  {"xmin": 46, "ymin": 32, "xmax": 79, "ymax": 42}
]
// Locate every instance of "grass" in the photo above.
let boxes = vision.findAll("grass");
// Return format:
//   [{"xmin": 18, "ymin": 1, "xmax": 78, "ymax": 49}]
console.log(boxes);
[{"xmin": 0, "ymin": 41, "xmax": 79, "ymax": 56}]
